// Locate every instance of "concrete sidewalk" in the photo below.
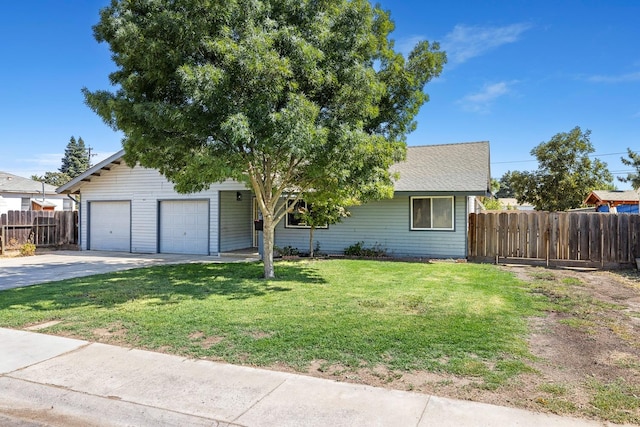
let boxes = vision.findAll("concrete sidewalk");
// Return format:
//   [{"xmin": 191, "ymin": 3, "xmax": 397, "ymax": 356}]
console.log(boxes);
[{"xmin": 0, "ymin": 328, "xmax": 615, "ymax": 427}]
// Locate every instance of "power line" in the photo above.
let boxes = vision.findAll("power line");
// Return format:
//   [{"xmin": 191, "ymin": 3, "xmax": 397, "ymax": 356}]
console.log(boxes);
[
  {"xmin": 491, "ymin": 159, "xmax": 535, "ymax": 164},
  {"xmin": 491, "ymin": 151, "xmax": 634, "ymax": 166}
]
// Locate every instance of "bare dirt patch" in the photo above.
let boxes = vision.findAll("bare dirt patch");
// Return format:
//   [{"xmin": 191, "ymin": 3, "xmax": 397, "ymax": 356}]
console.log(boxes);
[
  {"xmin": 189, "ymin": 331, "xmax": 224, "ymax": 349},
  {"xmin": 92, "ymin": 323, "xmax": 127, "ymax": 341},
  {"xmin": 272, "ymin": 265, "xmax": 640, "ymax": 424}
]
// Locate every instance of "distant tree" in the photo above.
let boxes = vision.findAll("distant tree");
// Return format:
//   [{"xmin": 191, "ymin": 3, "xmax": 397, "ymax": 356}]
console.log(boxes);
[
  {"xmin": 83, "ymin": 0, "xmax": 446, "ymax": 278},
  {"xmin": 31, "ymin": 172, "xmax": 71, "ymax": 187},
  {"xmin": 495, "ymin": 172, "xmax": 515, "ymax": 198},
  {"xmin": 509, "ymin": 127, "xmax": 613, "ymax": 211},
  {"xmin": 60, "ymin": 136, "xmax": 90, "ymax": 178},
  {"xmin": 618, "ymin": 148, "xmax": 640, "ymax": 189},
  {"xmin": 489, "ymin": 178, "xmax": 500, "ymax": 196},
  {"xmin": 33, "ymin": 136, "xmax": 90, "ymax": 187},
  {"xmin": 479, "ymin": 179, "xmax": 503, "ymax": 210},
  {"xmin": 481, "ymin": 197, "xmax": 503, "ymax": 210}
]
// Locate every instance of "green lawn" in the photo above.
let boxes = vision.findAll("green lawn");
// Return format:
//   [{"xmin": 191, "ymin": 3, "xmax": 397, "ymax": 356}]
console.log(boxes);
[{"xmin": 0, "ymin": 260, "xmax": 540, "ymax": 387}]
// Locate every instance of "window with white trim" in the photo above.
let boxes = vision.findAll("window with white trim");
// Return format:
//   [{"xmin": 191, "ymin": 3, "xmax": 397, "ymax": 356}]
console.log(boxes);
[
  {"xmin": 63, "ymin": 198, "xmax": 74, "ymax": 211},
  {"xmin": 410, "ymin": 196, "xmax": 454, "ymax": 230},
  {"xmin": 285, "ymin": 199, "xmax": 328, "ymax": 229},
  {"xmin": 21, "ymin": 197, "xmax": 31, "ymax": 211}
]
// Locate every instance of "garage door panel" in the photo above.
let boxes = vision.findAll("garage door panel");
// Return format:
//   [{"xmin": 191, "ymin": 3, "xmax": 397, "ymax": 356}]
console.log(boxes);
[
  {"xmin": 89, "ymin": 201, "xmax": 131, "ymax": 252},
  {"xmin": 160, "ymin": 200, "xmax": 209, "ymax": 255}
]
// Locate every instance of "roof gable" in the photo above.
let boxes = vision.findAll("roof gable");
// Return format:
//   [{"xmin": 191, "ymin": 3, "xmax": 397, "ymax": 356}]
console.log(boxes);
[{"xmin": 57, "ymin": 150, "xmax": 126, "ymax": 194}]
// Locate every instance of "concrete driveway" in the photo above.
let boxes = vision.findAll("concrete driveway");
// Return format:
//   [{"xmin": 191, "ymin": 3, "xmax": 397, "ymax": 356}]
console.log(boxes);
[{"xmin": 0, "ymin": 250, "xmax": 259, "ymax": 291}]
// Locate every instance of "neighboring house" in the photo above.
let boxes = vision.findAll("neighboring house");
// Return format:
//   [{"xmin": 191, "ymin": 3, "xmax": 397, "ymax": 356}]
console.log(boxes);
[
  {"xmin": 57, "ymin": 141, "xmax": 491, "ymax": 258},
  {"xmin": 584, "ymin": 190, "xmax": 640, "ymax": 213},
  {"xmin": 0, "ymin": 171, "xmax": 70, "ymax": 215}
]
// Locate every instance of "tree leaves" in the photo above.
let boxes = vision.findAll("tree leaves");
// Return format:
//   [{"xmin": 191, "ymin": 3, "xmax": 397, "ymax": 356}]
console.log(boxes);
[
  {"xmin": 84, "ymin": 0, "xmax": 446, "ymax": 276},
  {"xmin": 508, "ymin": 127, "xmax": 614, "ymax": 211},
  {"xmin": 619, "ymin": 148, "xmax": 640, "ymax": 190}
]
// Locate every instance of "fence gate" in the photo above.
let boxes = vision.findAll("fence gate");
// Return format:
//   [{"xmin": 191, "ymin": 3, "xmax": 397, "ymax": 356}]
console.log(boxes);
[{"xmin": 468, "ymin": 211, "xmax": 640, "ymax": 268}]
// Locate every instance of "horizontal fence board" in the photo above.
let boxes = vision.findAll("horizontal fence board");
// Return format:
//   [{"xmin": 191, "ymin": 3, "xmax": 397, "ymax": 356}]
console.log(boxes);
[{"xmin": 468, "ymin": 211, "xmax": 640, "ymax": 269}]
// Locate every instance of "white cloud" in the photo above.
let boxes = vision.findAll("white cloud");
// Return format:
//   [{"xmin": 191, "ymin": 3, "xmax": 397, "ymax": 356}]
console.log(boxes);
[
  {"xmin": 457, "ymin": 81, "xmax": 515, "ymax": 113},
  {"xmin": 442, "ymin": 23, "xmax": 532, "ymax": 65},
  {"xmin": 16, "ymin": 153, "xmax": 62, "ymax": 168},
  {"xmin": 587, "ymin": 71, "xmax": 640, "ymax": 83},
  {"xmin": 0, "ymin": 153, "xmax": 61, "ymax": 179}
]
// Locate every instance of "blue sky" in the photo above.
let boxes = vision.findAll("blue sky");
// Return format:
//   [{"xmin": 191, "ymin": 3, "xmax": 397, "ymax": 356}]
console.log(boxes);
[{"xmin": 1, "ymin": 1, "xmax": 638, "ymax": 189}]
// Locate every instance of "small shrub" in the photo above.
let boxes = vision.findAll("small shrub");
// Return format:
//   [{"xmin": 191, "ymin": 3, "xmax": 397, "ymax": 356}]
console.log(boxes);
[
  {"xmin": 344, "ymin": 241, "xmax": 365, "ymax": 256},
  {"xmin": 274, "ymin": 245, "xmax": 300, "ymax": 257},
  {"xmin": 344, "ymin": 241, "xmax": 386, "ymax": 257},
  {"xmin": 20, "ymin": 242, "xmax": 36, "ymax": 257}
]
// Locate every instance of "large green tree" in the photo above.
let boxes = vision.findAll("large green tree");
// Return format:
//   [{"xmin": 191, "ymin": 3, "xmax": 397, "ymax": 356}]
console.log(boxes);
[
  {"xmin": 83, "ymin": 0, "xmax": 446, "ymax": 277},
  {"xmin": 509, "ymin": 127, "xmax": 613, "ymax": 211}
]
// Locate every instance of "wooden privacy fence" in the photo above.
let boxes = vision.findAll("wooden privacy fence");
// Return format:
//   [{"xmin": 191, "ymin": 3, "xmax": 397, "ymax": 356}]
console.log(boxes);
[
  {"xmin": 468, "ymin": 211, "xmax": 640, "ymax": 268},
  {"xmin": 0, "ymin": 210, "xmax": 78, "ymax": 254}
]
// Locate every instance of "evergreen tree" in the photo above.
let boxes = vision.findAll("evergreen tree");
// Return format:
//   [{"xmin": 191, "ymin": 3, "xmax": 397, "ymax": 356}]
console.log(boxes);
[{"xmin": 60, "ymin": 136, "xmax": 90, "ymax": 178}]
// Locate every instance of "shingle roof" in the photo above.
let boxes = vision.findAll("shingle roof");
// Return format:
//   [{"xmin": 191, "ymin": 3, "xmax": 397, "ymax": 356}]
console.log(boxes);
[
  {"xmin": 0, "ymin": 171, "xmax": 58, "ymax": 194},
  {"xmin": 585, "ymin": 190, "xmax": 639, "ymax": 205},
  {"xmin": 390, "ymin": 141, "xmax": 490, "ymax": 193},
  {"xmin": 60, "ymin": 142, "xmax": 492, "ymax": 195}
]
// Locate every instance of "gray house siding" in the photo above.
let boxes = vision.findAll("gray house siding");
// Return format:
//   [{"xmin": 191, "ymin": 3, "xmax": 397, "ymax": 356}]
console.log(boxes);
[
  {"xmin": 59, "ymin": 143, "xmax": 489, "ymax": 257},
  {"xmin": 274, "ymin": 192, "xmax": 469, "ymax": 258},
  {"xmin": 219, "ymin": 190, "xmax": 253, "ymax": 252},
  {"xmin": 74, "ymin": 162, "xmax": 244, "ymax": 254}
]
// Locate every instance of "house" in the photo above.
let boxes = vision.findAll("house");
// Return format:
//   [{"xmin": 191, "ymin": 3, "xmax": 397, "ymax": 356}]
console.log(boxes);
[
  {"xmin": 57, "ymin": 141, "xmax": 491, "ymax": 258},
  {"xmin": 496, "ymin": 198, "xmax": 535, "ymax": 211},
  {"xmin": 584, "ymin": 190, "xmax": 639, "ymax": 213},
  {"xmin": 0, "ymin": 171, "xmax": 71, "ymax": 215}
]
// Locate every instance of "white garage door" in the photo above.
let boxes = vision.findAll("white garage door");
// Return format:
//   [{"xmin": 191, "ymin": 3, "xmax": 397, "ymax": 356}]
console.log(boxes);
[
  {"xmin": 159, "ymin": 200, "xmax": 209, "ymax": 255},
  {"xmin": 89, "ymin": 201, "xmax": 131, "ymax": 252}
]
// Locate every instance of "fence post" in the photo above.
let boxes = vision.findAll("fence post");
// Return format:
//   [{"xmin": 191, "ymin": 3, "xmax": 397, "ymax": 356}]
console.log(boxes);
[
  {"xmin": 600, "ymin": 215, "xmax": 605, "ymax": 268},
  {"xmin": 495, "ymin": 215, "xmax": 499, "ymax": 265},
  {"xmin": 545, "ymin": 222, "xmax": 549, "ymax": 267}
]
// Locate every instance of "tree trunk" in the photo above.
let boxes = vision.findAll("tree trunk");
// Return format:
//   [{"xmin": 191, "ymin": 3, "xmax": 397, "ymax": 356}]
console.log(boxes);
[
  {"xmin": 262, "ymin": 215, "xmax": 275, "ymax": 279},
  {"xmin": 309, "ymin": 226, "xmax": 315, "ymax": 258}
]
